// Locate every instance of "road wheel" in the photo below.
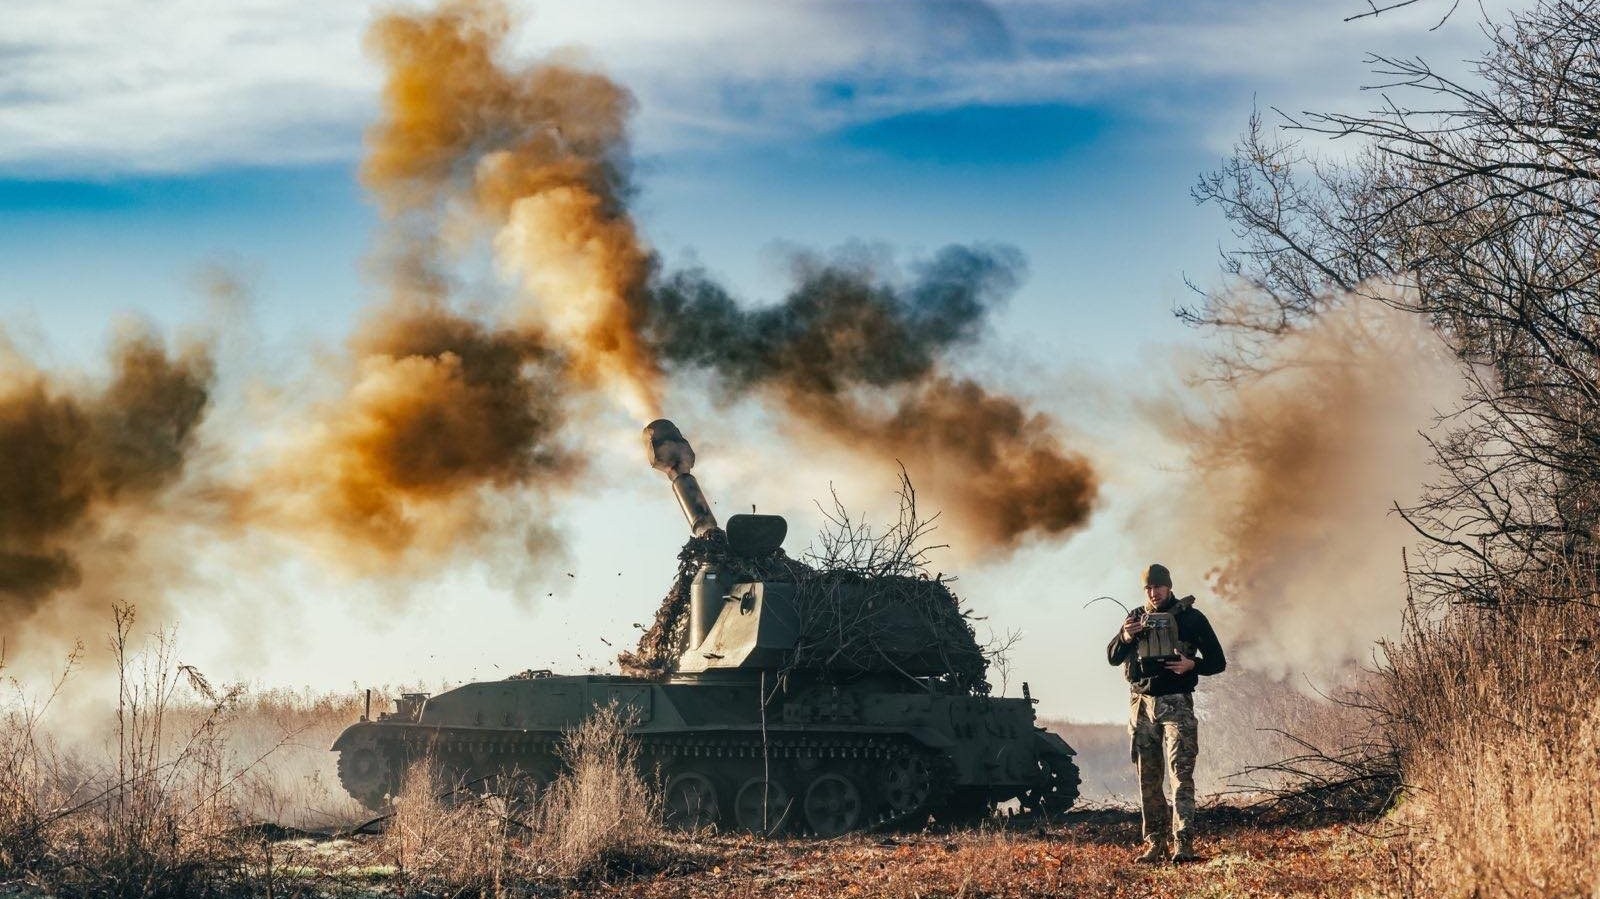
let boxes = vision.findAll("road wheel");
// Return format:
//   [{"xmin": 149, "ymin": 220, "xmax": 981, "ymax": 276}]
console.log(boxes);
[
  {"xmin": 882, "ymin": 753, "xmax": 934, "ymax": 814},
  {"xmin": 803, "ymin": 773, "xmax": 863, "ymax": 837},
  {"xmin": 663, "ymin": 771, "xmax": 721, "ymax": 831},
  {"xmin": 734, "ymin": 776, "xmax": 792, "ymax": 835}
]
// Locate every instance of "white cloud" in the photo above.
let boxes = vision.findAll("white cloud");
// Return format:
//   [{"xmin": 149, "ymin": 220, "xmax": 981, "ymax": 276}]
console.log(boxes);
[
  {"xmin": 3, "ymin": 0, "xmax": 379, "ymax": 174},
  {"xmin": 0, "ymin": 0, "xmax": 1530, "ymax": 175}
]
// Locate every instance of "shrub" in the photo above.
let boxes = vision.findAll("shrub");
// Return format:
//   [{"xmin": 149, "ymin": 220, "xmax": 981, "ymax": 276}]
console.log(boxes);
[
  {"xmin": 1378, "ymin": 590, "xmax": 1600, "ymax": 899},
  {"xmin": 383, "ymin": 701, "xmax": 663, "ymax": 896}
]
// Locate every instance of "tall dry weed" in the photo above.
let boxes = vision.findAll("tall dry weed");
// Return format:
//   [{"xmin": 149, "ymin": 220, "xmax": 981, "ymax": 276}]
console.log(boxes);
[
  {"xmin": 0, "ymin": 648, "xmax": 77, "ymax": 879},
  {"xmin": 383, "ymin": 762, "xmax": 520, "ymax": 895},
  {"xmin": 42, "ymin": 606, "xmax": 251, "ymax": 897},
  {"xmin": 0, "ymin": 605, "xmax": 348, "ymax": 897},
  {"xmin": 538, "ymin": 702, "xmax": 659, "ymax": 875},
  {"xmin": 1380, "ymin": 579, "xmax": 1600, "ymax": 898},
  {"xmin": 383, "ymin": 701, "xmax": 663, "ymax": 896}
]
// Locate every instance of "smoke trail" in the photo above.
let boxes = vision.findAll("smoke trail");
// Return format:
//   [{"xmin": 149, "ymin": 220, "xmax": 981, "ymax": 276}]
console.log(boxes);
[
  {"xmin": 1139, "ymin": 292, "xmax": 1462, "ymax": 673},
  {"xmin": 0, "ymin": 327, "xmax": 212, "ymax": 634},
  {"xmin": 364, "ymin": 0, "xmax": 658, "ymax": 417},
  {"xmin": 648, "ymin": 245, "xmax": 1098, "ymax": 552},
  {"xmin": 794, "ymin": 378, "xmax": 1096, "ymax": 551}
]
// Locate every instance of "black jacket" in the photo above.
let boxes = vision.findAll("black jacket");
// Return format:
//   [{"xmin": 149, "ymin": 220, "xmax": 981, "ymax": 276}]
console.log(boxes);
[{"xmin": 1106, "ymin": 595, "xmax": 1226, "ymax": 696}]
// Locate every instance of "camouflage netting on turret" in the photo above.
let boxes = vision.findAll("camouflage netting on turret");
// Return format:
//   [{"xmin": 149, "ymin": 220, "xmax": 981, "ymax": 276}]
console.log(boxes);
[
  {"xmin": 785, "ymin": 570, "xmax": 988, "ymax": 691},
  {"xmin": 617, "ymin": 530, "xmax": 810, "ymax": 678},
  {"xmin": 618, "ymin": 535, "xmax": 989, "ymax": 692}
]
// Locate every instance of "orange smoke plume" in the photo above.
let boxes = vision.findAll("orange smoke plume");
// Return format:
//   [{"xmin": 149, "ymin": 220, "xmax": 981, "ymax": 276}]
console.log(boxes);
[
  {"xmin": 243, "ymin": 304, "xmax": 572, "ymax": 574},
  {"xmin": 364, "ymin": 0, "xmax": 660, "ymax": 417},
  {"xmin": 240, "ymin": 0, "xmax": 663, "ymax": 570}
]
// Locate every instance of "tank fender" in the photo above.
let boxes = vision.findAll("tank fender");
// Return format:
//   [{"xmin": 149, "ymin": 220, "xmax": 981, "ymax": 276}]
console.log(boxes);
[
  {"xmin": 331, "ymin": 721, "xmax": 387, "ymax": 751},
  {"xmin": 1035, "ymin": 728, "xmax": 1076, "ymax": 758},
  {"xmin": 902, "ymin": 727, "xmax": 958, "ymax": 751}
]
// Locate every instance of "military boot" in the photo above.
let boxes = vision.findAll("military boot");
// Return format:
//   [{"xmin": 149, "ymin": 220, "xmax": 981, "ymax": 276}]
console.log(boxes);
[
  {"xmin": 1135, "ymin": 841, "xmax": 1168, "ymax": 864},
  {"xmin": 1171, "ymin": 836, "xmax": 1200, "ymax": 863}
]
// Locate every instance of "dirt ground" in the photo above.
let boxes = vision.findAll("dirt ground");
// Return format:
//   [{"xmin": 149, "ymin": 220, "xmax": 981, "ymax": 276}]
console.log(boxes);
[{"xmin": 229, "ymin": 807, "xmax": 1395, "ymax": 899}]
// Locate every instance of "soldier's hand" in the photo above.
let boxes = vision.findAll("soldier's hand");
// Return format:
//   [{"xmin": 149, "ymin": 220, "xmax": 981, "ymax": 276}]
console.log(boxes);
[
  {"xmin": 1164, "ymin": 653, "xmax": 1196, "ymax": 675},
  {"xmin": 1120, "ymin": 616, "xmax": 1148, "ymax": 643}
]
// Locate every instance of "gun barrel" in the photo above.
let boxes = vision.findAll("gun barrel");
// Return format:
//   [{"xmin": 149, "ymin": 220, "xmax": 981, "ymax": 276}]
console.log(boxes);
[{"xmin": 644, "ymin": 419, "xmax": 719, "ymax": 536}]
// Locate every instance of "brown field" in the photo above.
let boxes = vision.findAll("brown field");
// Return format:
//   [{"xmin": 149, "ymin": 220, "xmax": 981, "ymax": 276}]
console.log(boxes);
[
  {"xmin": 201, "ymin": 810, "xmax": 1392, "ymax": 899},
  {"xmin": 1, "ymin": 597, "xmax": 1595, "ymax": 898}
]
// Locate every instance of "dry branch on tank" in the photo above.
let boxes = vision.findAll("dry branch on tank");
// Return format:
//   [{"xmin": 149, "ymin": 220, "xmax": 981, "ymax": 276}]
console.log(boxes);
[
  {"xmin": 621, "ymin": 471, "xmax": 991, "ymax": 693},
  {"xmin": 805, "ymin": 471, "xmax": 945, "ymax": 577},
  {"xmin": 784, "ymin": 571, "xmax": 989, "ymax": 692}
]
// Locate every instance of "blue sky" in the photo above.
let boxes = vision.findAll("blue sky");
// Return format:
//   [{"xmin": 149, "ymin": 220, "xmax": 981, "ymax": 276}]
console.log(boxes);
[{"xmin": 0, "ymin": 0, "xmax": 1510, "ymax": 720}]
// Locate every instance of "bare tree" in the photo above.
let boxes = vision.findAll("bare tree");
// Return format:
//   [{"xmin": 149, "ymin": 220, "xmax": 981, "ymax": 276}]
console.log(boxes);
[{"xmin": 1193, "ymin": 0, "xmax": 1600, "ymax": 605}]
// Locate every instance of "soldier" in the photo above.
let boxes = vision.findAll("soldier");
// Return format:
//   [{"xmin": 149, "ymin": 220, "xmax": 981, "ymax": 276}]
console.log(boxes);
[{"xmin": 1107, "ymin": 562, "xmax": 1226, "ymax": 863}]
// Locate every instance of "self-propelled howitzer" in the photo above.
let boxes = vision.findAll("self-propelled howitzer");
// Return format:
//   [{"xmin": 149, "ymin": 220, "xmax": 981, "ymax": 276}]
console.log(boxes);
[{"xmin": 331, "ymin": 419, "xmax": 1078, "ymax": 835}]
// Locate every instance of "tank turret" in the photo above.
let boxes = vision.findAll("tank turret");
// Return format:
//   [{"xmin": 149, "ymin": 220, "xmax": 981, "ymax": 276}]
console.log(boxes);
[{"xmin": 640, "ymin": 420, "xmax": 986, "ymax": 685}]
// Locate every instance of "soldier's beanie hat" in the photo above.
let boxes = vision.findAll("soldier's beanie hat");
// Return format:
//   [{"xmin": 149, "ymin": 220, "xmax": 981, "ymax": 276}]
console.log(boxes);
[{"xmin": 1142, "ymin": 563, "xmax": 1173, "ymax": 588}]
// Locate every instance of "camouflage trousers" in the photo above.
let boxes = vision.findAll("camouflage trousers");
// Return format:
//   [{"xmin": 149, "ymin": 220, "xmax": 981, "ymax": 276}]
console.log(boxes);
[{"xmin": 1128, "ymin": 692, "xmax": 1198, "ymax": 847}]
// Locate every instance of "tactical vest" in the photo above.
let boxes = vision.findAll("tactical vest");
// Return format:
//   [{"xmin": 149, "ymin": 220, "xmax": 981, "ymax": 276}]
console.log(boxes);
[{"xmin": 1134, "ymin": 599, "xmax": 1197, "ymax": 678}]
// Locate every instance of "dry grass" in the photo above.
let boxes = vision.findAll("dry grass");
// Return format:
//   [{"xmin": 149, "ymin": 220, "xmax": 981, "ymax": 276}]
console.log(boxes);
[
  {"xmin": 382, "ymin": 702, "xmax": 667, "ymax": 896},
  {"xmin": 383, "ymin": 763, "xmax": 520, "ymax": 895},
  {"xmin": 0, "ymin": 607, "xmax": 404, "ymax": 897},
  {"xmin": 0, "ymin": 606, "xmax": 253, "ymax": 897},
  {"xmin": 1377, "ymin": 591, "xmax": 1600, "ymax": 898},
  {"xmin": 537, "ymin": 703, "xmax": 660, "ymax": 874},
  {"xmin": 0, "ymin": 603, "xmax": 676, "ymax": 897}
]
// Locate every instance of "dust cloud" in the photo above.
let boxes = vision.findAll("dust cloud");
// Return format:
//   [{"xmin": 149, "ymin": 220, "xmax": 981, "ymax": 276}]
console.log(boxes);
[{"xmin": 1135, "ymin": 291, "xmax": 1464, "ymax": 674}]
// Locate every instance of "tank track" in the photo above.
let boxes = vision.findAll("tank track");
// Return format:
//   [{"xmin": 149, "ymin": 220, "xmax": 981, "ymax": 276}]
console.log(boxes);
[
  {"xmin": 337, "ymin": 727, "xmax": 958, "ymax": 836},
  {"xmin": 640, "ymin": 732, "xmax": 958, "ymax": 835}
]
